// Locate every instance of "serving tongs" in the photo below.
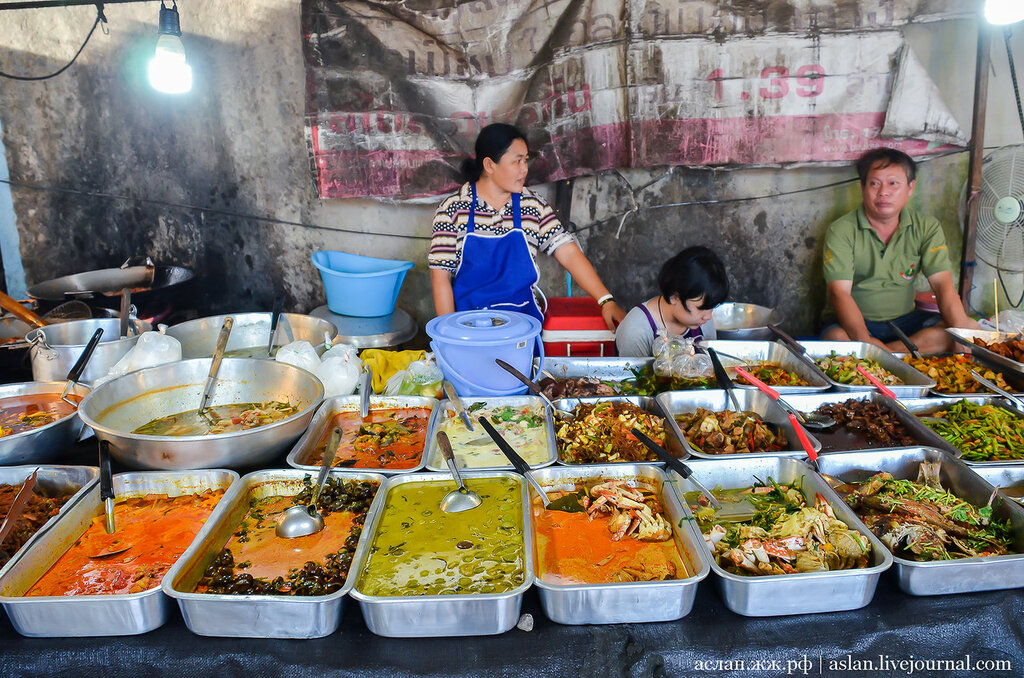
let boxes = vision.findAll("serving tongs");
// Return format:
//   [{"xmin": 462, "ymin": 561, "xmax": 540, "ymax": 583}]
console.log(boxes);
[
  {"xmin": 970, "ymin": 368, "xmax": 1024, "ymax": 412},
  {"xmin": 100, "ymin": 440, "xmax": 116, "ymax": 534},
  {"xmin": 732, "ymin": 366, "xmax": 835, "ymax": 430},
  {"xmin": 629, "ymin": 427, "xmax": 722, "ymax": 510},
  {"xmin": 267, "ymin": 297, "xmax": 283, "ymax": 357},
  {"xmin": 478, "ymin": 417, "xmax": 574, "ymax": 512},
  {"xmin": 494, "ymin": 358, "xmax": 573, "ymax": 420},
  {"xmin": 443, "ymin": 380, "xmax": 474, "ymax": 431},
  {"xmin": 706, "ymin": 347, "xmax": 741, "ymax": 412},
  {"xmin": 359, "ymin": 365, "xmax": 372, "ymax": 420},
  {"xmin": 0, "ymin": 469, "xmax": 38, "ymax": 547},
  {"xmin": 61, "ymin": 326, "xmax": 104, "ymax": 406},
  {"xmin": 888, "ymin": 321, "xmax": 922, "ymax": 358},
  {"xmin": 768, "ymin": 323, "xmax": 822, "ymax": 373},
  {"xmin": 198, "ymin": 317, "xmax": 233, "ymax": 426}
]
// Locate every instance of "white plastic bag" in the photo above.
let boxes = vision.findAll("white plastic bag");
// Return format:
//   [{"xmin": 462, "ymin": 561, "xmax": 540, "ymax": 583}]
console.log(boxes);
[
  {"xmin": 316, "ymin": 356, "xmax": 362, "ymax": 397},
  {"xmin": 274, "ymin": 340, "xmax": 321, "ymax": 374},
  {"xmin": 95, "ymin": 331, "xmax": 182, "ymax": 386}
]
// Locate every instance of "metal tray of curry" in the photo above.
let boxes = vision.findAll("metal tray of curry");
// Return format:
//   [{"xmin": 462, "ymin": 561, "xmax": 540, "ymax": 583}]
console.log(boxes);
[
  {"xmin": 0, "ymin": 465, "xmax": 99, "ymax": 579},
  {"xmin": 551, "ymin": 396, "xmax": 687, "ymax": 464},
  {"xmin": 424, "ymin": 396, "xmax": 557, "ymax": 472},
  {"xmin": 795, "ymin": 340, "xmax": 935, "ymax": 397},
  {"xmin": 657, "ymin": 390, "xmax": 821, "ymax": 460},
  {"xmin": 528, "ymin": 464, "xmax": 709, "ymax": 625},
  {"xmin": 286, "ymin": 395, "xmax": 438, "ymax": 475},
  {"xmin": 674, "ymin": 456, "xmax": 892, "ymax": 616},
  {"xmin": 0, "ymin": 469, "xmax": 237, "ymax": 636},
  {"xmin": 816, "ymin": 447, "xmax": 1024, "ymax": 595},
  {"xmin": 163, "ymin": 469, "xmax": 384, "ymax": 639},
  {"xmin": 349, "ymin": 471, "xmax": 532, "ymax": 637}
]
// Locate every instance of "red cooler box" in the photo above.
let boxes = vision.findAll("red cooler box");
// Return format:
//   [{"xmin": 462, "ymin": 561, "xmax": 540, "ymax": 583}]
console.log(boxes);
[{"xmin": 542, "ymin": 297, "xmax": 617, "ymax": 357}]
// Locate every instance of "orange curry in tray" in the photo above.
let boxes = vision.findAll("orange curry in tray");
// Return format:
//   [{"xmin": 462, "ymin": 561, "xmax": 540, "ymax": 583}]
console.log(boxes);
[
  {"xmin": 25, "ymin": 490, "xmax": 224, "ymax": 597},
  {"xmin": 533, "ymin": 480, "xmax": 691, "ymax": 585},
  {"xmin": 304, "ymin": 407, "xmax": 431, "ymax": 470}
]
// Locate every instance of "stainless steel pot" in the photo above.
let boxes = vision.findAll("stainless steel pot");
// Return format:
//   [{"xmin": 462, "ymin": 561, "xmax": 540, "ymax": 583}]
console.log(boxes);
[
  {"xmin": 711, "ymin": 303, "xmax": 784, "ymax": 341},
  {"xmin": 26, "ymin": 318, "xmax": 153, "ymax": 385},
  {"xmin": 0, "ymin": 381, "xmax": 91, "ymax": 465},
  {"xmin": 166, "ymin": 312, "xmax": 338, "ymax": 359},
  {"xmin": 78, "ymin": 358, "xmax": 325, "ymax": 470}
]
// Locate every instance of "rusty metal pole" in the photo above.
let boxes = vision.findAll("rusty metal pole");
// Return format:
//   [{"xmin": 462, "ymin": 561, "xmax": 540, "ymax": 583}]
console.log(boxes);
[{"xmin": 960, "ymin": 21, "xmax": 993, "ymax": 308}]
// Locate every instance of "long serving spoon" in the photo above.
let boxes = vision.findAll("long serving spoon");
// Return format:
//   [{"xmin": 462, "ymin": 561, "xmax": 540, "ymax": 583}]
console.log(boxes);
[
  {"xmin": 495, "ymin": 359, "xmax": 574, "ymax": 421},
  {"xmin": 970, "ymin": 369, "xmax": 1024, "ymax": 412},
  {"xmin": 61, "ymin": 327, "xmax": 104, "ymax": 406},
  {"xmin": 732, "ymin": 366, "xmax": 835, "ymax": 430},
  {"xmin": 436, "ymin": 431, "xmax": 483, "ymax": 513},
  {"xmin": 198, "ymin": 317, "xmax": 234, "ymax": 426},
  {"xmin": 888, "ymin": 321, "xmax": 922, "ymax": 359},
  {"xmin": 267, "ymin": 297, "xmax": 283, "ymax": 357},
  {"xmin": 100, "ymin": 440, "xmax": 116, "ymax": 534},
  {"xmin": 359, "ymin": 366, "xmax": 372, "ymax": 420},
  {"xmin": 276, "ymin": 427, "xmax": 342, "ymax": 538},
  {"xmin": 0, "ymin": 469, "xmax": 38, "ymax": 548},
  {"xmin": 629, "ymin": 427, "xmax": 722, "ymax": 510},
  {"xmin": 477, "ymin": 417, "xmax": 557, "ymax": 510}
]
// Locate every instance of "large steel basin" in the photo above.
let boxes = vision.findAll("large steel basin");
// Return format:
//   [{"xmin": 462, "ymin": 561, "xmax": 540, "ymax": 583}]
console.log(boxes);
[
  {"xmin": 166, "ymin": 313, "xmax": 337, "ymax": 359},
  {"xmin": 78, "ymin": 358, "xmax": 324, "ymax": 470}
]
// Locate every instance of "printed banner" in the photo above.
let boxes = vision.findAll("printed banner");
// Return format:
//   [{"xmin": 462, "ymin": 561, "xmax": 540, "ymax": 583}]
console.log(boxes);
[{"xmin": 302, "ymin": 0, "xmax": 971, "ymax": 199}]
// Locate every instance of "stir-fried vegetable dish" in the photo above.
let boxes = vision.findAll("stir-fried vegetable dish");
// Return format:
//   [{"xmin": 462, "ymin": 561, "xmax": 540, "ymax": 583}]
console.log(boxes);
[
  {"xmin": 902, "ymin": 354, "xmax": 1009, "ymax": 394},
  {"xmin": 556, "ymin": 401, "xmax": 667, "ymax": 463},
  {"xmin": 814, "ymin": 399, "xmax": 917, "ymax": 449},
  {"xmin": 920, "ymin": 399, "xmax": 1024, "ymax": 461},
  {"xmin": 196, "ymin": 476, "xmax": 378, "ymax": 596},
  {"xmin": 674, "ymin": 408, "xmax": 789, "ymax": 454},
  {"xmin": 0, "ymin": 482, "xmax": 78, "ymax": 567},
  {"xmin": 357, "ymin": 478, "xmax": 524, "ymax": 596},
  {"xmin": 133, "ymin": 401, "xmax": 298, "ymax": 436},
  {"xmin": 26, "ymin": 490, "xmax": 225, "ymax": 596},
  {"xmin": 688, "ymin": 478, "xmax": 872, "ymax": 576},
  {"xmin": 815, "ymin": 352, "xmax": 902, "ymax": 386},
  {"xmin": 615, "ymin": 366, "xmax": 714, "ymax": 395},
  {"xmin": 733, "ymin": 362, "xmax": 810, "ymax": 387},
  {"xmin": 836, "ymin": 463, "xmax": 1016, "ymax": 561},
  {"xmin": 534, "ymin": 480, "xmax": 691, "ymax": 584}
]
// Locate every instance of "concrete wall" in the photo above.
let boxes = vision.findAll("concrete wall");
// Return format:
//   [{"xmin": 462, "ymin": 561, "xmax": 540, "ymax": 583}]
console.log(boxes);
[{"xmin": 0, "ymin": 3, "xmax": 1021, "ymax": 334}]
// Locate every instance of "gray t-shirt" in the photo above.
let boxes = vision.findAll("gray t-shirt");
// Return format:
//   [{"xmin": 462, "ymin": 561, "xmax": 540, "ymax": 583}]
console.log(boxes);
[{"xmin": 614, "ymin": 302, "xmax": 717, "ymax": 356}]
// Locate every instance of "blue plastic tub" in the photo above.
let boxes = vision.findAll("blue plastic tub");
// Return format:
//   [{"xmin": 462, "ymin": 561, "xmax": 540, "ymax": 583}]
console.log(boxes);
[
  {"xmin": 311, "ymin": 250, "xmax": 414, "ymax": 317},
  {"xmin": 426, "ymin": 310, "xmax": 543, "ymax": 396}
]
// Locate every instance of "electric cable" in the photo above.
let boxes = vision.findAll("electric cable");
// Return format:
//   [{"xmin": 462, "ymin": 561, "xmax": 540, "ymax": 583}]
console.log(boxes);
[
  {"xmin": 1004, "ymin": 26, "xmax": 1024, "ymax": 141},
  {"xmin": 0, "ymin": 4, "xmax": 106, "ymax": 81}
]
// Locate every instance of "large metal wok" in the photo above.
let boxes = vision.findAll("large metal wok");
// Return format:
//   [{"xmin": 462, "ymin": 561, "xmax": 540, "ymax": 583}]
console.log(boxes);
[
  {"xmin": 166, "ymin": 312, "xmax": 338, "ymax": 358},
  {"xmin": 27, "ymin": 259, "xmax": 194, "ymax": 314},
  {"xmin": 0, "ymin": 381, "xmax": 91, "ymax": 465},
  {"xmin": 26, "ymin": 318, "xmax": 153, "ymax": 385},
  {"xmin": 78, "ymin": 358, "xmax": 324, "ymax": 470}
]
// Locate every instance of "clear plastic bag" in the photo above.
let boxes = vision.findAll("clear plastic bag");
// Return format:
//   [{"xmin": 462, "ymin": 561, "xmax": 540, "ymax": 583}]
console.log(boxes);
[
  {"xmin": 652, "ymin": 334, "xmax": 712, "ymax": 378},
  {"xmin": 274, "ymin": 340, "xmax": 321, "ymax": 374},
  {"xmin": 316, "ymin": 356, "xmax": 362, "ymax": 397},
  {"xmin": 979, "ymin": 310, "xmax": 1024, "ymax": 334},
  {"xmin": 95, "ymin": 331, "xmax": 182, "ymax": 386},
  {"xmin": 383, "ymin": 355, "xmax": 444, "ymax": 398}
]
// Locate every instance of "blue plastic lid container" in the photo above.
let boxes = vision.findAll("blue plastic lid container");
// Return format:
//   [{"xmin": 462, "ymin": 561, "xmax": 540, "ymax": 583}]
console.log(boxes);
[
  {"xmin": 426, "ymin": 310, "xmax": 543, "ymax": 396},
  {"xmin": 311, "ymin": 250, "xmax": 414, "ymax": 317}
]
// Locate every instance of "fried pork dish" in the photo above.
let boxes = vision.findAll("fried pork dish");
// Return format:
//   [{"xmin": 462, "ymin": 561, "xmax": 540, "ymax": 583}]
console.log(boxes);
[
  {"xmin": 973, "ymin": 337, "xmax": 1024, "ymax": 363},
  {"xmin": 538, "ymin": 376, "xmax": 617, "ymax": 400},
  {"xmin": 555, "ymin": 401, "xmax": 666, "ymax": 463},
  {"xmin": 691, "ymin": 479, "xmax": 872, "ymax": 576},
  {"xmin": 815, "ymin": 399, "xmax": 917, "ymax": 447},
  {"xmin": 902, "ymin": 354, "xmax": 1009, "ymax": 394},
  {"xmin": 674, "ymin": 408, "xmax": 788, "ymax": 454},
  {"xmin": 838, "ymin": 463, "xmax": 1016, "ymax": 561}
]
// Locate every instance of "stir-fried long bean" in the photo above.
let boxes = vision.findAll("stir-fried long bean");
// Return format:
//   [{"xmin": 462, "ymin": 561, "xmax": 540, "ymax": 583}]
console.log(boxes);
[{"xmin": 921, "ymin": 399, "xmax": 1024, "ymax": 461}]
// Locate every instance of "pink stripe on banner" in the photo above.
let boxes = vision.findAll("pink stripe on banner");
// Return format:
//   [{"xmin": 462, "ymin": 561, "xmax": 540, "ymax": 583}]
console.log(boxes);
[{"xmin": 311, "ymin": 112, "xmax": 960, "ymax": 199}]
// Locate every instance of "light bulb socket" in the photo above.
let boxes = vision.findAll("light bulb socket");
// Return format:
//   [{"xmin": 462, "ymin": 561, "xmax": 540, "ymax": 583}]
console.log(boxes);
[{"xmin": 158, "ymin": 2, "xmax": 182, "ymax": 37}]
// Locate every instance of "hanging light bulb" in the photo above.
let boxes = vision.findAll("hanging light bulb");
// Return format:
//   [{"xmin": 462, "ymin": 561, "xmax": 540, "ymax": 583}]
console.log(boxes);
[
  {"xmin": 985, "ymin": 0, "xmax": 1024, "ymax": 25},
  {"xmin": 147, "ymin": 1, "xmax": 192, "ymax": 94}
]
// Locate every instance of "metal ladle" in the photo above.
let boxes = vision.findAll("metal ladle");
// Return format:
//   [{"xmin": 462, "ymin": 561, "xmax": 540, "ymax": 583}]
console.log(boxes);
[
  {"xmin": 437, "ymin": 431, "xmax": 482, "ymax": 513},
  {"xmin": 198, "ymin": 317, "xmax": 233, "ymax": 426},
  {"xmin": 494, "ymin": 358, "xmax": 573, "ymax": 420},
  {"xmin": 276, "ymin": 427, "xmax": 341, "ymax": 538}
]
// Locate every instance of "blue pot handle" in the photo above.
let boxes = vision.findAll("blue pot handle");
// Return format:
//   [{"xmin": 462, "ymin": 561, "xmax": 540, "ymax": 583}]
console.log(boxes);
[{"xmin": 532, "ymin": 333, "xmax": 545, "ymax": 381}]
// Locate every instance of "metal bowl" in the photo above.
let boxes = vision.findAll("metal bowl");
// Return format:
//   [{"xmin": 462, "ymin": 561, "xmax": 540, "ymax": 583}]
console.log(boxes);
[
  {"xmin": 0, "ymin": 381, "xmax": 91, "ymax": 465},
  {"xmin": 166, "ymin": 313, "xmax": 338, "ymax": 359},
  {"xmin": 78, "ymin": 358, "xmax": 324, "ymax": 470},
  {"xmin": 711, "ymin": 303, "xmax": 783, "ymax": 341},
  {"xmin": 26, "ymin": 318, "xmax": 153, "ymax": 385}
]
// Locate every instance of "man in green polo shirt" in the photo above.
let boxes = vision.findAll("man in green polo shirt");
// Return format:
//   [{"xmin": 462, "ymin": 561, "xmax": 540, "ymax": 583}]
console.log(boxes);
[{"xmin": 821, "ymin": 148, "xmax": 978, "ymax": 352}]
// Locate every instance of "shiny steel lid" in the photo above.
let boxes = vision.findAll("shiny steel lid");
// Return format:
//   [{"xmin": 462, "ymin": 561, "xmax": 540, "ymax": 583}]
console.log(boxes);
[{"xmin": 308, "ymin": 304, "xmax": 417, "ymax": 349}]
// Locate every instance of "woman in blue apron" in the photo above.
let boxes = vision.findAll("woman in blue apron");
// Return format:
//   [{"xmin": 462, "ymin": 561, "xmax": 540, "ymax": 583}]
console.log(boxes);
[{"xmin": 428, "ymin": 124, "xmax": 625, "ymax": 329}]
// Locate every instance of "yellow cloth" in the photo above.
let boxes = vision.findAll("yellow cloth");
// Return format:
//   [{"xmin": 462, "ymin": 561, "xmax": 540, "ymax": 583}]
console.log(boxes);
[{"xmin": 360, "ymin": 349, "xmax": 426, "ymax": 393}]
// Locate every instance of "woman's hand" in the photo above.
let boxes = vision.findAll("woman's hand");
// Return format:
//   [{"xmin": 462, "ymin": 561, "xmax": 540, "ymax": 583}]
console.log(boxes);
[{"xmin": 601, "ymin": 300, "xmax": 626, "ymax": 331}]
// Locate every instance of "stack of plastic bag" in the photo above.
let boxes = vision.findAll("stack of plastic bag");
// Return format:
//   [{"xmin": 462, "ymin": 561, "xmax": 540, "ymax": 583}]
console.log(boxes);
[
  {"xmin": 94, "ymin": 331, "xmax": 182, "ymax": 387},
  {"xmin": 652, "ymin": 334, "xmax": 711, "ymax": 379},
  {"xmin": 275, "ymin": 340, "xmax": 363, "ymax": 397}
]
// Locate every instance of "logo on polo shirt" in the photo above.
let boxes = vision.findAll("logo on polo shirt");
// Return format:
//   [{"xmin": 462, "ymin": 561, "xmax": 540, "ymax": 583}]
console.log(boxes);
[{"xmin": 899, "ymin": 262, "xmax": 919, "ymax": 280}]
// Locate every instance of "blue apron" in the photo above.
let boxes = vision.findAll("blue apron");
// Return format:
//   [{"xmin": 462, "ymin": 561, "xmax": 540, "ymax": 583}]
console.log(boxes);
[{"xmin": 452, "ymin": 183, "xmax": 544, "ymax": 322}]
